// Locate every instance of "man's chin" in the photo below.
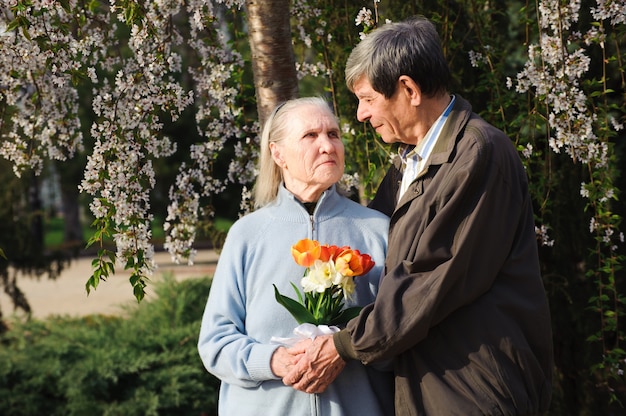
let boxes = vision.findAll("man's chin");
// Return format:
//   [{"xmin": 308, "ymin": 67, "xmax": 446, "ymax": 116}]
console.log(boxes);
[{"xmin": 379, "ymin": 135, "xmax": 396, "ymax": 144}]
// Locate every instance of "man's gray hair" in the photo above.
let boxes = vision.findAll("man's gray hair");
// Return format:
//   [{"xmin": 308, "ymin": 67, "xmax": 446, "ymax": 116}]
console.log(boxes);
[{"xmin": 345, "ymin": 16, "xmax": 450, "ymax": 99}]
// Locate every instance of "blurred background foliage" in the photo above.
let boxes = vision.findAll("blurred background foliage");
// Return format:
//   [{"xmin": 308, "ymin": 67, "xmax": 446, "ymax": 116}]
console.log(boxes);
[{"xmin": 0, "ymin": 276, "xmax": 219, "ymax": 415}]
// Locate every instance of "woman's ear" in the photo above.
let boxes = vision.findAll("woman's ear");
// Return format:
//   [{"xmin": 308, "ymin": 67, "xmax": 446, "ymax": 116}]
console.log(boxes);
[{"xmin": 270, "ymin": 142, "xmax": 286, "ymax": 168}]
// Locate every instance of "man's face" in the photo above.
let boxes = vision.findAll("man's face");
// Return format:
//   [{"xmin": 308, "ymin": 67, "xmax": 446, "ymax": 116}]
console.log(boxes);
[{"xmin": 353, "ymin": 76, "xmax": 414, "ymax": 145}]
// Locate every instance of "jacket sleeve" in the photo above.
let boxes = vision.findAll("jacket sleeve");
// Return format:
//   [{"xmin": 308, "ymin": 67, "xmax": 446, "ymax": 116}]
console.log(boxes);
[
  {"xmin": 197, "ymin": 229, "xmax": 280, "ymax": 387},
  {"xmin": 342, "ymin": 127, "xmax": 531, "ymax": 364}
]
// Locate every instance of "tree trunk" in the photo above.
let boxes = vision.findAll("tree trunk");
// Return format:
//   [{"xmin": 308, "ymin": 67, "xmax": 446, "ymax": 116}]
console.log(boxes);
[
  {"xmin": 245, "ymin": 0, "xmax": 299, "ymax": 127},
  {"xmin": 28, "ymin": 173, "xmax": 44, "ymax": 254},
  {"xmin": 61, "ymin": 184, "xmax": 83, "ymax": 248}
]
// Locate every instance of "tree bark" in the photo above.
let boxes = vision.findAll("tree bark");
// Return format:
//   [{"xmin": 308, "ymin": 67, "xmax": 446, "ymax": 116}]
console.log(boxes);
[
  {"xmin": 245, "ymin": 0, "xmax": 299, "ymax": 127},
  {"xmin": 61, "ymin": 184, "xmax": 83, "ymax": 248}
]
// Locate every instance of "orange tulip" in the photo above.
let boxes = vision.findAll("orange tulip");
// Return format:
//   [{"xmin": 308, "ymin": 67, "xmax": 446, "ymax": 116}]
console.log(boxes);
[
  {"xmin": 291, "ymin": 239, "xmax": 321, "ymax": 267},
  {"xmin": 335, "ymin": 249, "xmax": 375, "ymax": 276},
  {"xmin": 355, "ymin": 251, "xmax": 375, "ymax": 275},
  {"xmin": 334, "ymin": 249, "xmax": 360, "ymax": 276},
  {"xmin": 320, "ymin": 244, "xmax": 342, "ymax": 262}
]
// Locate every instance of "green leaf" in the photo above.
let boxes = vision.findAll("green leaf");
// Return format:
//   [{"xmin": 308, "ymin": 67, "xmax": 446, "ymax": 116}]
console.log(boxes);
[
  {"xmin": 106, "ymin": 261, "xmax": 115, "ymax": 275},
  {"xmin": 125, "ymin": 256, "xmax": 135, "ymax": 269},
  {"xmin": 21, "ymin": 25, "xmax": 31, "ymax": 41},
  {"xmin": 88, "ymin": 0, "xmax": 100, "ymax": 13},
  {"xmin": 290, "ymin": 282, "xmax": 304, "ymax": 304},
  {"xmin": 5, "ymin": 19, "xmax": 21, "ymax": 33},
  {"xmin": 58, "ymin": 0, "xmax": 71, "ymax": 12},
  {"xmin": 130, "ymin": 273, "xmax": 146, "ymax": 302},
  {"xmin": 133, "ymin": 283, "xmax": 145, "ymax": 302},
  {"xmin": 329, "ymin": 306, "xmax": 362, "ymax": 326},
  {"xmin": 85, "ymin": 274, "xmax": 100, "ymax": 294},
  {"xmin": 273, "ymin": 284, "xmax": 316, "ymax": 324}
]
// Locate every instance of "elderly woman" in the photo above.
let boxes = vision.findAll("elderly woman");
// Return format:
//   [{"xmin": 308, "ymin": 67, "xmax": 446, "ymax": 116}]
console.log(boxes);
[{"xmin": 197, "ymin": 97, "xmax": 393, "ymax": 415}]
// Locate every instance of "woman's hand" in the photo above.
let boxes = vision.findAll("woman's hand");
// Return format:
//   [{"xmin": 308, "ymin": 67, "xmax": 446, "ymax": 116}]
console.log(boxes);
[{"xmin": 270, "ymin": 346, "xmax": 298, "ymax": 378}]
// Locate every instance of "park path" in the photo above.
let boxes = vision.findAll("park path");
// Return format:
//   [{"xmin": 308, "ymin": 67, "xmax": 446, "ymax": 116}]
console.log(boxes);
[{"xmin": 1, "ymin": 249, "xmax": 219, "ymax": 319}]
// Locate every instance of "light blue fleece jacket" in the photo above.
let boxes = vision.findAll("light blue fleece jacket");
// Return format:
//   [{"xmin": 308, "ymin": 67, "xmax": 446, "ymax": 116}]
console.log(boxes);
[{"xmin": 198, "ymin": 184, "xmax": 394, "ymax": 415}]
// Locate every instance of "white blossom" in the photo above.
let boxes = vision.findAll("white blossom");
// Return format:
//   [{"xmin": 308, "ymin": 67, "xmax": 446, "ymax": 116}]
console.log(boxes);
[
  {"xmin": 355, "ymin": 8, "xmax": 374, "ymax": 27},
  {"xmin": 536, "ymin": 225, "xmax": 555, "ymax": 247}
]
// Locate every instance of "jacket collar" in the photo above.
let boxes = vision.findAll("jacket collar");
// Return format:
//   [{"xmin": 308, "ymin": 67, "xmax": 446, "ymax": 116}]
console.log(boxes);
[
  {"xmin": 394, "ymin": 95, "xmax": 473, "ymax": 208},
  {"xmin": 392, "ymin": 95, "xmax": 473, "ymax": 174},
  {"xmin": 429, "ymin": 94, "xmax": 473, "ymax": 166}
]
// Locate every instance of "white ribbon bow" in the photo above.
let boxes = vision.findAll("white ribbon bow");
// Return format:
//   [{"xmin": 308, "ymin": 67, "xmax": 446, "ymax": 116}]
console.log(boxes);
[{"xmin": 270, "ymin": 323, "xmax": 340, "ymax": 346}]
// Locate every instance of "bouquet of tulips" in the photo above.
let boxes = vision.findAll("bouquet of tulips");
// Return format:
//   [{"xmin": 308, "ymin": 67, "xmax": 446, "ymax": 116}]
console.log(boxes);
[{"xmin": 273, "ymin": 238, "xmax": 375, "ymax": 327}]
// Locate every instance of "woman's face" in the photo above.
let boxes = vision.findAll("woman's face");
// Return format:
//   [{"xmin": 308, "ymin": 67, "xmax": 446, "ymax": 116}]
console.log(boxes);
[{"xmin": 270, "ymin": 104, "xmax": 345, "ymax": 202}]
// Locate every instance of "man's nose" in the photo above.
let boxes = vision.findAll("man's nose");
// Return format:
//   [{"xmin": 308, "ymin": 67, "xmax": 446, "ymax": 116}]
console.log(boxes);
[{"xmin": 356, "ymin": 103, "xmax": 370, "ymax": 122}]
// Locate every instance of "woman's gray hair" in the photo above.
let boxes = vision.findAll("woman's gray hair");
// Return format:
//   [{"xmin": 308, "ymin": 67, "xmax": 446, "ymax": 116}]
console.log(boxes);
[
  {"xmin": 345, "ymin": 16, "xmax": 450, "ymax": 99},
  {"xmin": 253, "ymin": 97, "xmax": 337, "ymax": 208}
]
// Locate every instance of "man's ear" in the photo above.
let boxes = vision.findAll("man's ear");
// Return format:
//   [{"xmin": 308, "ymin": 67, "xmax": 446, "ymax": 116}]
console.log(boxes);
[
  {"xmin": 398, "ymin": 75, "xmax": 422, "ymax": 107},
  {"xmin": 270, "ymin": 142, "xmax": 286, "ymax": 168}
]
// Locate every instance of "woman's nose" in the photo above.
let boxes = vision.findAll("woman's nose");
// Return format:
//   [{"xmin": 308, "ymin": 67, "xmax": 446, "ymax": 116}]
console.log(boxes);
[{"xmin": 318, "ymin": 134, "xmax": 335, "ymax": 153}]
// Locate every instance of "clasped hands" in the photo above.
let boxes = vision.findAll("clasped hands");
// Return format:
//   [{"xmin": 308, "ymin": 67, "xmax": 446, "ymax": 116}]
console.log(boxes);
[{"xmin": 270, "ymin": 334, "xmax": 346, "ymax": 394}]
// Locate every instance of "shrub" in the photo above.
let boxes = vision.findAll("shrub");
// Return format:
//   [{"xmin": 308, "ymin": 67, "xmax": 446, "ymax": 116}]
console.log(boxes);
[{"xmin": 0, "ymin": 274, "xmax": 219, "ymax": 416}]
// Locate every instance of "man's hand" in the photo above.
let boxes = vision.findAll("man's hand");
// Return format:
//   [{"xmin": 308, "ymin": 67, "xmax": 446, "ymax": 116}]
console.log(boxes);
[
  {"xmin": 270, "ymin": 346, "xmax": 297, "ymax": 378},
  {"xmin": 282, "ymin": 334, "xmax": 345, "ymax": 393}
]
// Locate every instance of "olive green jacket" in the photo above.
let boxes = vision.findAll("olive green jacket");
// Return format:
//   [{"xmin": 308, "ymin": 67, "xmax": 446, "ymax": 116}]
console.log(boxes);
[{"xmin": 334, "ymin": 95, "xmax": 553, "ymax": 415}]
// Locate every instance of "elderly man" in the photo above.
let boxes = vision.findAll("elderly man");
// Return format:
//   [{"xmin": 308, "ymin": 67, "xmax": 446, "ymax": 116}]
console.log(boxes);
[{"xmin": 284, "ymin": 16, "xmax": 553, "ymax": 416}]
